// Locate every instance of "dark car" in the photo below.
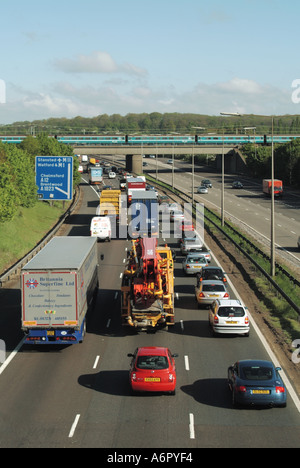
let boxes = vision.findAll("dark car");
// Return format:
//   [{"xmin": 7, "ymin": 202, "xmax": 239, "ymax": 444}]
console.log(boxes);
[
  {"xmin": 201, "ymin": 179, "xmax": 212, "ymax": 188},
  {"xmin": 196, "ymin": 266, "xmax": 227, "ymax": 284},
  {"xmin": 232, "ymin": 181, "xmax": 244, "ymax": 189},
  {"xmin": 228, "ymin": 360, "xmax": 287, "ymax": 408}
]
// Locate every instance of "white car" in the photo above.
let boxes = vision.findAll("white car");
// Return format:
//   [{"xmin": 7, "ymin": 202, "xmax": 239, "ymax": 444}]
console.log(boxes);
[
  {"xmin": 209, "ymin": 299, "xmax": 250, "ymax": 336},
  {"xmin": 195, "ymin": 280, "xmax": 229, "ymax": 307},
  {"xmin": 108, "ymin": 171, "xmax": 116, "ymax": 179}
]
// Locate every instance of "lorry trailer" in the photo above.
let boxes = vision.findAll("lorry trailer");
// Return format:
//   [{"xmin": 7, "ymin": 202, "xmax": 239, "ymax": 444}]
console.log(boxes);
[{"xmin": 21, "ymin": 236, "xmax": 98, "ymax": 344}]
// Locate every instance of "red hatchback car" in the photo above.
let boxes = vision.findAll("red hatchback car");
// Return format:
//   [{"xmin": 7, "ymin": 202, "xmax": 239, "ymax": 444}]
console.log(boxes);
[{"xmin": 127, "ymin": 347, "xmax": 178, "ymax": 395}]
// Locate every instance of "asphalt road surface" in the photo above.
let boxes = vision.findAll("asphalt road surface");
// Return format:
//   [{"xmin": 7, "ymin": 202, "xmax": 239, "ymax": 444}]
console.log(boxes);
[{"xmin": 0, "ymin": 172, "xmax": 299, "ymax": 449}]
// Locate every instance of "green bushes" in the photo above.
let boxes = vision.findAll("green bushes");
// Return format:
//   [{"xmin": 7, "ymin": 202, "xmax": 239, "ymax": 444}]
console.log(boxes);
[{"xmin": 0, "ymin": 135, "xmax": 78, "ymax": 224}]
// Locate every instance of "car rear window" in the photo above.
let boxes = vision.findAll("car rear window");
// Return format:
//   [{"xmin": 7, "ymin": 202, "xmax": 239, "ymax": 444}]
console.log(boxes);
[
  {"xmin": 137, "ymin": 356, "xmax": 169, "ymax": 370},
  {"xmin": 202, "ymin": 284, "xmax": 225, "ymax": 292},
  {"xmin": 241, "ymin": 366, "xmax": 273, "ymax": 381},
  {"xmin": 218, "ymin": 306, "xmax": 245, "ymax": 317},
  {"xmin": 188, "ymin": 257, "xmax": 205, "ymax": 263}
]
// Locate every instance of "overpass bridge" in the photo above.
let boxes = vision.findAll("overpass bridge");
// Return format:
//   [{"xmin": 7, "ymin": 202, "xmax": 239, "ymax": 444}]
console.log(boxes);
[{"xmin": 73, "ymin": 144, "xmax": 246, "ymax": 174}]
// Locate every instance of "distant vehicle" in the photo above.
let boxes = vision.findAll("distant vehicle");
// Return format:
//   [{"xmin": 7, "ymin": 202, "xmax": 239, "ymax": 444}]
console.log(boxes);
[
  {"xmin": 127, "ymin": 347, "xmax": 178, "ymax": 395},
  {"xmin": 197, "ymin": 266, "xmax": 226, "ymax": 284},
  {"xmin": 197, "ymin": 186, "xmax": 208, "ymax": 194},
  {"xmin": 228, "ymin": 360, "xmax": 287, "ymax": 408},
  {"xmin": 232, "ymin": 181, "xmax": 244, "ymax": 189},
  {"xmin": 167, "ymin": 159, "xmax": 173, "ymax": 164},
  {"xmin": 180, "ymin": 219, "xmax": 194, "ymax": 232},
  {"xmin": 195, "ymin": 280, "xmax": 229, "ymax": 307},
  {"xmin": 81, "ymin": 155, "xmax": 88, "ymax": 163},
  {"xmin": 78, "ymin": 165, "xmax": 83, "ymax": 173},
  {"xmin": 180, "ymin": 236, "xmax": 204, "ymax": 255},
  {"xmin": 263, "ymin": 179, "xmax": 283, "ymax": 198},
  {"xmin": 170, "ymin": 210, "xmax": 184, "ymax": 222},
  {"xmin": 88, "ymin": 166, "xmax": 103, "ymax": 185},
  {"xmin": 209, "ymin": 299, "xmax": 249, "ymax": 336},
  {"xmin": 158, "ymin": 195, "xmax": 170, "ymax": 205},
  {"xmin": 108, "ymin": 171, "xmax": 116, "ymax": 179},
  {"xmin": 182, "ymin": 254, "xmax": 209, "ymax": 275},
  {"xmin": 201, "ymin": 179, "xmax": 212, "ymax": 188},
  {"xmin": 90, "ymin": 216, "xmax": 111, "ymax": 241}
]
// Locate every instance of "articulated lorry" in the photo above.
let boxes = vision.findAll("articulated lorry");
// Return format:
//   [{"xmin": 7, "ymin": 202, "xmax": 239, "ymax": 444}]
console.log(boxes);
[
  {"xmin": 130, "ymin": 190, "xmax": 159, "ymax": 238},
  {"xmin": 21, "ymin": 237, "xmax": 98, "ymax": 344}
]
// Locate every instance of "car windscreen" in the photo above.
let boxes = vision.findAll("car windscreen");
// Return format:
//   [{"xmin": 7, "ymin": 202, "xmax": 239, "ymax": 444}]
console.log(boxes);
[
  {"xmin": 203, "ymin": 269, "xmax": 222, "ymax": 279},
  {"xmin": 218, "ymin": 306, "xmax": 245, "ymax": 317},
  {"xmin": 202, "ymin": 284, "xmax": 225, "ymax": 292},
  {"xmin": 136, "ymin": 356, "xmax": 169, "ymax": 370},
  {"xmin": 240, "ymin": 366, "xmax": 273, "ymax": 381}
]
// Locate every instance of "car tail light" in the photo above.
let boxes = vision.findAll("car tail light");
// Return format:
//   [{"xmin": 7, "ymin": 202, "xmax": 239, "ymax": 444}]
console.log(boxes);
[
  {"xmin": 236, "ymin": 386, "xmax": 247, "ymax": 393},
  {"xmin": 224, "ymin": 292, "xmax": 229, "ymax": 298},
  {"xmin": 199, "ymin": 292, "xmax": 205, "ymax": 298},
  {"xmin": 168, "ymin": 374, "xmax": 174, "ymax": 381},
  {"xmin": 131, "ymin": 373, "xmax": 137, "ymax": 382},
  {"xmin": 276, "ymin": 386, "xmax": 285, "ymax": 394},
  {"xmin": 186, "ymin": 265, "xmax": 190, "ymax": 269},
  {"xmin": 214, "ymin": 315, "xmax": 219, "ymax": 324},
  {"xmin": 245, "ymin": 316, "xmax": 249, "ymax": 325}
]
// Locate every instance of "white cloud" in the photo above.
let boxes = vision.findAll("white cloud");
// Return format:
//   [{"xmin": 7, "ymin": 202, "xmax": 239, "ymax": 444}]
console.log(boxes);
[{"xmin": 54, "ymin": 51, "xmax": 147, "ymax": 77}]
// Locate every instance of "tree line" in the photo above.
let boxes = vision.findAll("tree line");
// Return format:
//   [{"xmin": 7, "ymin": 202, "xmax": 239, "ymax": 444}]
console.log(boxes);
[
  {"xmin": 241, "ymin": 139, "xmax": 300, "ymax": 187},
  {"xmin": 0, "ymin": 135, "xmax": 79, "ymax": 223},
  {"xmin": 2, "ymin": 113, "xmax": 300, "ymax": 135}
]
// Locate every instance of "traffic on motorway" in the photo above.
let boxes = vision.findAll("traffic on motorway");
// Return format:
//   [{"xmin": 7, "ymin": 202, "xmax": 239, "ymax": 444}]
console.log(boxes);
[{"xmin": 0, "ymin": 154, "xmax": 299, "ymax": 449}]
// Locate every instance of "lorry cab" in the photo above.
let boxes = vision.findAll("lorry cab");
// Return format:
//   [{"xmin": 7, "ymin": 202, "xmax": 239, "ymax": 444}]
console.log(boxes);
[{"xmin": 90, "ymin": 216, "xmax": 111, "ymax": 241}]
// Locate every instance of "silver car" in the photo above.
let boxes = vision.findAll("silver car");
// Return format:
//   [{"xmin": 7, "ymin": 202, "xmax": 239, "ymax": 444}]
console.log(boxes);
[
  {"xmin": 180, "ymin": 236, "xmax": 204, "ymax": 255},
  {"xmin": 195, "ymin": 279, "xmax": 230, "ymax": 308},
  {"xmin": 197, "ymin": 186, "xmax": 208, "ymax": 194},
  {"xmin": 182, "ymin": 254, "xmax": 209, "ymax": 275}
]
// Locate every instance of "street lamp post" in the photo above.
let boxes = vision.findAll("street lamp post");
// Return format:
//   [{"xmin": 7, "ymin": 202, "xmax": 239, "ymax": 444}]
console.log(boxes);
[{"xmin": 271, "ymin": 117, "xmax": 276, "ymax": 277}]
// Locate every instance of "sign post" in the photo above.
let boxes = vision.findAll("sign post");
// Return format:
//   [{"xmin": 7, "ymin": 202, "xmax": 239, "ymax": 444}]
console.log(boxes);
[{"xmin": 35, "ymin": 156, "xmax": 73, "ymax": 201}]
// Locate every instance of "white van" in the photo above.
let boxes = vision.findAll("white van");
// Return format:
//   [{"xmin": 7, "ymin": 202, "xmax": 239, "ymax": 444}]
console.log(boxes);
[{"xmin": 90, "ymin": 216, "xmax": 111, "ymax": 241}]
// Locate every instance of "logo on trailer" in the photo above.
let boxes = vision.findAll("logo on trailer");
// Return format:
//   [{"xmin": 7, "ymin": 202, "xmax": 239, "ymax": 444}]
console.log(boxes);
[{"xmin": 25, "ymin": 278, "xmax": 39, "ymax": 289}]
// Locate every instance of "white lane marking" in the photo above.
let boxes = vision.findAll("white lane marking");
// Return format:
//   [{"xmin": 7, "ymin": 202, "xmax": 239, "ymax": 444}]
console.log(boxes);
[
  {"xmin": 184, "ymin": 355, "xmax": 190, "ymax": 371},
  {"xmin": 189, "ymin": 413, "xmax": 195, "ymax": 439},
  {"xmin": 69, "ymin": 414, "xmax": 80, "ymax": 438},
  {"xmin": 93, "ymin": 356, "xmax": 100, "ymax": 369}
]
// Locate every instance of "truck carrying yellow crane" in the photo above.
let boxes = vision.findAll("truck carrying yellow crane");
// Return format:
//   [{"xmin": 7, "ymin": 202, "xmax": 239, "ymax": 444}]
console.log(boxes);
[{"xmin": 121, "ymin": 237, "xmax": 175, "ymax": 331}]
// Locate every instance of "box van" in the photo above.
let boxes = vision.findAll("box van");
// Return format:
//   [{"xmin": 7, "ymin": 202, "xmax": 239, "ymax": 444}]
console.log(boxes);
[{"xmin": 90, "ymin": 216, "xmax": 111, "ymax": 241}]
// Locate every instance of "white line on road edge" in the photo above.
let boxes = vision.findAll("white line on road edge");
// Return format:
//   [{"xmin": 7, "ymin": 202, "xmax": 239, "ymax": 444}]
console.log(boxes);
[
  {"xmin": 189, "ymin": 413, "xmax": 195, "ymax": 439},
  {"xmin": 69, "ymin": 414, "xmax": 80, "ymax": 438},
  {"xmin": 0, "ymin": 338, "xmax": 25, "ymax": 376},
  {"xmin": 211, "ymin": 250, "xmax": 300, "ymax": 413}
]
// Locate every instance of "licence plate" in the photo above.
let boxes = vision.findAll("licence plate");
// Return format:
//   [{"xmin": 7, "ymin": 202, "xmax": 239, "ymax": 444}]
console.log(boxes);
[
  {"xmin": 226, "ymin": 321, "xmax": 238, "ymax": 324},
  {"xmin": 145, "ymin": 378, "xmax": 160, "ymax": 382},
  {"xmin": 209, "ymin": 294, "xmax": 218, "ymax": 297},
  {"xmin": 251, "ymin": 390, "xmax": 270, "ymax": 395},
  {"xmin": 47, "ymin": 331, "xmax": 55, "ymax": 336}
]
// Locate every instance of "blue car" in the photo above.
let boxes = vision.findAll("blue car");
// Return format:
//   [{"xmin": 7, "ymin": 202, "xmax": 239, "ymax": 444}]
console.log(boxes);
[{"xmin": 228, "ymin": 360, "xmax": 287, "ymax": 408}]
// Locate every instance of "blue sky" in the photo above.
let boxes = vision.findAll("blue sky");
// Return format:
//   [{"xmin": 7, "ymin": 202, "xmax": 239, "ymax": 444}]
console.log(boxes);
[{"xmin": 0, "ymin": 0, "xmax": 300, "ymax": 124}]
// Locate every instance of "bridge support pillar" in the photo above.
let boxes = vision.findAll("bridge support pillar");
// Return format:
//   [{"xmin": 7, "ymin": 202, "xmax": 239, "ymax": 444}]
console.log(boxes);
[{"xmin": 126, "ymin": 154, "xmax": 142, "ymax": 174}]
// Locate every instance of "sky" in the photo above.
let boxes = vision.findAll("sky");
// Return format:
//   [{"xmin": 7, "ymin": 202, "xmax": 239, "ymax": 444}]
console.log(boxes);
[{"xmin": 1, "ymin": 0, "xmax": 300, "ymax": 124}]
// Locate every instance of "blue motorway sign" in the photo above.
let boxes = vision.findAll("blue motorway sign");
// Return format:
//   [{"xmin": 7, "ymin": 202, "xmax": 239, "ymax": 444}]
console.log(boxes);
[{"xmin": 36, "ymin": 156, "xmax": 73, "ymax": 201}]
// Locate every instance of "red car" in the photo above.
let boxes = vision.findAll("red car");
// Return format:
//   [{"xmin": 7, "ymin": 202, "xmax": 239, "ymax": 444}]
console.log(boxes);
[{"xmin": 127, "ymin": 347, "xmax": 178, "ymax": 395}]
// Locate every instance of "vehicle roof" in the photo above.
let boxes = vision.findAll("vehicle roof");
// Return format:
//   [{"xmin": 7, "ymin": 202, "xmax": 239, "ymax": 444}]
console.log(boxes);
[
  {"xmin": 216, "ymin": 299, "xmax": 243, "ymax": 306},
  {"xmin": 137, "ymin": 347, "xmax": 169, "ymax": 356}
]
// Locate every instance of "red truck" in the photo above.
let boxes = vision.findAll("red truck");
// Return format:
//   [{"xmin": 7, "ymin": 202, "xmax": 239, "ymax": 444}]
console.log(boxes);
[{"xmin": 263, "ymin": 179, "xmax": 283, "ymax": 198}]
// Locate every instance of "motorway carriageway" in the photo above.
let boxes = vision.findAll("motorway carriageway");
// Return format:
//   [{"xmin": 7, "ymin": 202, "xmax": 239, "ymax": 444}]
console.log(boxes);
[{"xmin": 0, "ymin": 173, "xmax": 299, "ymax": 448}]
